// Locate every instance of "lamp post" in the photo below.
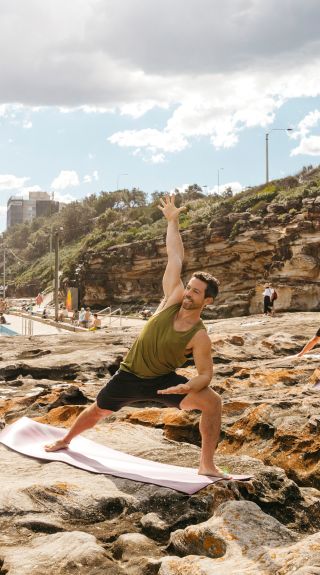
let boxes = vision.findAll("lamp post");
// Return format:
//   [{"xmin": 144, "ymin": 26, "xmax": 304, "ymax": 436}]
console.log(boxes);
[
  {"xmin": 265, "ymin": 128, "xmax": 293, "ymax": 183},
  {"xmin": 54, "ymin": 227, "xmax": 63, "ymax": 322},
  {"xmin": 75, "ymin": 263, "xmax": 84, "ymax": 309},
  {"xmin": 3, "ymin": 247, "xmax": 5, "ymax": 299},
  {"xmin": 116, "ymin": 173, "xmax": 128, "ymax": 190},
  {"xmin": 217, "ymin": 168, "xmax": 224, "ymax": 195}
]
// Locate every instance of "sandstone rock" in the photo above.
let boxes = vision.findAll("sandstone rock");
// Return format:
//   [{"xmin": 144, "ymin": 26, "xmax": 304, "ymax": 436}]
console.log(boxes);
[
  {"xmin": 111, "ymin": 532, "xmax": 163, "ymax": 560},
  {"xmin": 76, "ymin": 198, "xmax": 320, "ymax": 318},
  {"xmin": 140, "ymin": 512, "xmax": 168, "ymax": 539},
  {"xmin": 162, "ymin": 500, "xmax": 303, "ymax": 574},
  {"xmin": 0, "ymin": 531, "xmax": 119, "ymax": 575},
  {"xmin": 1, "ymin": 313, "xmax": 320, "ymax": 573}
]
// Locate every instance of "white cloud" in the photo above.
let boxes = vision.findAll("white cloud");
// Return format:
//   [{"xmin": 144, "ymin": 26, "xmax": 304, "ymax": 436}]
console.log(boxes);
[
  {"xmin": 51, "ymin": 170, "xmax": 80, "ymax": 190},
  {"xmin": 289, "ymin": 109, "xmax": 320, "ymax": 156},
  {"xmin": 60, "ymin": 105, "xmax": 115, "ymax": 114},
  {"xmin": 291, "ymin": 109, "xmax": 320, "ymax": 140},
  {"xmin": 1, "ymin": 1, "xmax": 320, "ymax": 163},
  {"xmin": 0, "ymin": 105, "xmax": 8, "ymax": 118},
  {"xmin": 0, "ymin": 174, "xmax": 29, "ymax": 190},
  {"xmin": 0, "ymin": 206, "xmax": 7, "ymax": 215},
  {"xmin": 170, "ymin": 184, "xmax": 189, "ymax": 194},
  {"xmin": 150, "ymin": 153, "xmax": 165, "ymax": 164},
  {"xmin": 109, "ymin": 128, "xmax": 189, "ymax": 154},
  {"xmin": 291, "ymin": 136, "xmax": 320, "ymax": 157},
  {"xmin": 83, "ymin": 170, "xmax": 99, "ymax": 183},
  {"xmin": 52, "ymin": 191, "xmax": 77, "ymax": 204},
  {"xmin": 120, "ymin": 101, "xmax": 168, "ymax": 119},
  {"xmin": 23, "ymin": 120, "xmax": 32, "ymax": 129}
]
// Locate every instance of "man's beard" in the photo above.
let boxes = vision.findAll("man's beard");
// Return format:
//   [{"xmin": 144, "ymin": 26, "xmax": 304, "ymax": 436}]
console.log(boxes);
[{"xmin": 182, "ymin": 297, "xmax": 201, "ymax": 310}]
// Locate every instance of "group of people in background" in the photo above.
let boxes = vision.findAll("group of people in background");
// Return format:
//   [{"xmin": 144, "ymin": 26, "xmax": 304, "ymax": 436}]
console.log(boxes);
[
  {"xmin": 76, "ymin": 307, "xmax": 101, "ymax": 330},
  {"xmin": 42, "ymin": 303, "xmax": 102, "ymax": 331}
]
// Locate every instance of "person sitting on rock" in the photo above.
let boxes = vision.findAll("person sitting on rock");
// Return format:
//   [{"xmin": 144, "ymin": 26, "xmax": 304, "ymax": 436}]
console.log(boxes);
[
  {"xmin": 71, "ymin": 309, "xmax": 79, "ymax": 325},
  {"xmin": 83, "ymin": 307, "xmax": 91, "ymax": 328},
  {"xmin": 295, "ymin": 329, "xmax": 320, "ymax": 358},
  {"xmin": 45, "ymin": 194, "xmax": 229, "ymax": 479},
  {"xmin": 89, "ymin": 313, "xmax": 101, "ymax": 331},
  {"xmin": 141, "ymin": 308, "xmax": 152, "ymax": 320},
  {"xmin": 79, "ymin": 307, "xmax": 86, "ymax": 327},
  {"xmin": 58, "ymin": 306, "xmax": 68, "ymax": 322}
]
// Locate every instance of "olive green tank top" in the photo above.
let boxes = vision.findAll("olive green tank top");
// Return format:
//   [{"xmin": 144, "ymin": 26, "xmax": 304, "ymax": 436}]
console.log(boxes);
[{"xmin": 120, "ymin": 303, "xmax": 206, "ymax": 378}]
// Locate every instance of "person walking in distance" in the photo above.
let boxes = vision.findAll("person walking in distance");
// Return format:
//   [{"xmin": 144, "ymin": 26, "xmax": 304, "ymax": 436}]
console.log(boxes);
[
  {"xmin": 263, "ymin": 283, "xmax": 273, "ymax": 315},
  {"xmin": 45, "ymin": 195, "xmax": 228, "ymax": 478}
]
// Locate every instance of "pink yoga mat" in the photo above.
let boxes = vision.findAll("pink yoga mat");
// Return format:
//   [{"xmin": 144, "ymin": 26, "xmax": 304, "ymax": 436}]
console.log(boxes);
[{"xmin": 0, "ymin": 417, "xmax": 252, "ymax": 494}]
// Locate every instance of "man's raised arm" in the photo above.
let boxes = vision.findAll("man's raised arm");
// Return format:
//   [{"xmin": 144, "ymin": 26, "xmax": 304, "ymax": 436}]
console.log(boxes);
[{"xmin": 157, "ymin": 195, "xmax": 186, "ymax": 307}]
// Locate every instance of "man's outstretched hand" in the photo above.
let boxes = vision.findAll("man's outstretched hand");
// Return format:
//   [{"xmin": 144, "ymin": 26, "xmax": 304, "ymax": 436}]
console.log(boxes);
[
  {"xmin": 157, "ymin": 383, "xmax": 191, "ymax": 395},
  {"xmin": 158, "ymin": 194, "xmax": 187, "ymax": 221}
]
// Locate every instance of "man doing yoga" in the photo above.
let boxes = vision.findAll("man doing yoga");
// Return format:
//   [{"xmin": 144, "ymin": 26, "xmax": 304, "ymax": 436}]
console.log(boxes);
[{"xmin": 45, "ymin": 195, "xmax": 227, "ymax": 478}]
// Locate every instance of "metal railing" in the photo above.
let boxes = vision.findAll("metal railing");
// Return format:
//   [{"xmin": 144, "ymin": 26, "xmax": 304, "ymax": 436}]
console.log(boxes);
[
  {"xmin": 107, "ymin": 308, "xmax": 122, "ymax": 326},
  {"xmin": 98, "ymin": 306, "xmax": 112, "ymax": 315},
  {"xmin": 97, "ymin": 306, "xmax": 123, "ymax": 326},
  {"xmin": 22, "ymin": 316, "xmax": 34, "ymax": 336}
]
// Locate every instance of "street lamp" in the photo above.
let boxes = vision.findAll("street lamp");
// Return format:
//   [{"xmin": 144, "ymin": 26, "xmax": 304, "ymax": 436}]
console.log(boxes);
[
  {"xmin": 3, "ymin": 247, "xmax": 6, "ymax": 299},
  {"xmin": 54, "ymin": 227, "xmax": 64, "ymax": 322},
  {"xmin": 75, "ymin": 263, "xmax": 84, "ymax": 309},
  {"xmin": 217, "ymin": 168, "xmax": 224, "ymax": 195},
  {"xmin": 265, "ymin": 128, "xmax": 293, "ymax": 183},
  {"xmin": 116, "ymin": 173, "xmax": 128, "ymax": 190}
]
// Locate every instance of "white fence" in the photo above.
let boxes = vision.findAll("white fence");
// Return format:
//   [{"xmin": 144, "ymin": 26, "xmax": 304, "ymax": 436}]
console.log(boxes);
[
  {"xmin": 21, "ymin": 317, "xmax": 34, "ymax": 335},
  {"xmin": 99, "ymin": 306, "xmax": 123, "ymax": 326}
]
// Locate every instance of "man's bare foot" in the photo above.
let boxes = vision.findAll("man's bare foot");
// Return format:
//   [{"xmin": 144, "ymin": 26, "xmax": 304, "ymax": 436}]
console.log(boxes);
[
  {"xmin": 44, "ymin": 439, "xmax": 70, "ymax": 452},
  {"xmin": 198, "ymin": 466, "xmax": 232, "ymax": 479}
]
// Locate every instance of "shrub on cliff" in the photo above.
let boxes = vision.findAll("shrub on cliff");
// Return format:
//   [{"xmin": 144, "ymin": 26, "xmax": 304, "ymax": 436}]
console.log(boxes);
[
  {"xmin": 250, "ymin": 200, "xmax": 269, "ymax": 215},
  {"xmin": 60, "ymin": 202, "xmax": 96, "ymax": 243},
  {"xmin": 232, "ymin": 185, "xmax": 277, "ymax": 212},
  {"xmin": 4, "ymin": 169, "xmax": 320, "ymax": 295}
]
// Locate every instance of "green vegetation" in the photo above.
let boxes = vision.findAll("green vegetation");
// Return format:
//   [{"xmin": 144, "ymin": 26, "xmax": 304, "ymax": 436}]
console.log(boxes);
[{"xmin": 1, "ymin": 167, "xmax": 320, "ymax": 295}]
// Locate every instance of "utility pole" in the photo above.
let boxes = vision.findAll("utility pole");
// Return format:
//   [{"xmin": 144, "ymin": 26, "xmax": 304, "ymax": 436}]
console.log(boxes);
[
  {"xmin": 54, "ymin": 230, "xmax": 59, "ymax": 322},
  {"xmin": 49, "ymin": 226, "xmax": 54, "ymax": 288},
  {"xmin": 3, "ymin": 247, "xmax": 5, "ymax": 299},
  {"xmin": 217, "ymin": 167, "xmax": 224, "ymax": 195},
  {"xmin": 265, "ymin": 128, "xmax": 293, "ymax": 183},
  {"xmin": 265, "ymin": 132, "xmax": 269, "ymax": 183}
]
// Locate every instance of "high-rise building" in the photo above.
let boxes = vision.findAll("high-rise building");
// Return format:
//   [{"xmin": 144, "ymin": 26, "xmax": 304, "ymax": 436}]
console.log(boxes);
[
  {"xmin": 7, "ymin": 192, "xmax": 59, "ymax": 229},
  {"xmin": 6, "ymin": 197, "xmax": 24, "ymax": 228}
]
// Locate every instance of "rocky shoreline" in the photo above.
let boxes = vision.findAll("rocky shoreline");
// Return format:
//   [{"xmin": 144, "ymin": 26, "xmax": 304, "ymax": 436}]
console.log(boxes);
[{"xmin": 0, "ymin": 311, "xmax": 320, "ymax": 574}]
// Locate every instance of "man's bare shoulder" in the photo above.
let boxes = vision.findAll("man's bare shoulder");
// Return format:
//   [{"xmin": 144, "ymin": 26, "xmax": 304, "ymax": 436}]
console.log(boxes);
[
  {"xmin": 189, "ymin": 328, "xmax": 211, "ymax": 349},
  {"xmin": 194, "ymin": 328, "xmax": 211, "ymax": 342}
]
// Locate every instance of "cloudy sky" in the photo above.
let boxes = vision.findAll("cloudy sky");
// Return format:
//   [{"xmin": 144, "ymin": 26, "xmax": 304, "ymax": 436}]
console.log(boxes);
[{"xmin": 1, "ymin": 0, "xmax": 320, "ymax": 230}]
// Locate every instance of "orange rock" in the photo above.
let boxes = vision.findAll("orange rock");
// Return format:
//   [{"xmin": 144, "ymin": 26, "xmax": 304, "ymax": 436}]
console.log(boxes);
[{"xmin": 34, "ymin": 405, "xmax": 85, "ymax": 427}]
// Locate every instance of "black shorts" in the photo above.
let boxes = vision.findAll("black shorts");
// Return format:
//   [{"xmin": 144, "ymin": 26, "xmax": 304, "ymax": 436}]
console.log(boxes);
[
  {"xmin": 316, "ymin": 328, "xmax": 320, "ymax": 337},
  {"xmin": 96, "ymin": 369, "xmax": 188, "ymax": 411}
]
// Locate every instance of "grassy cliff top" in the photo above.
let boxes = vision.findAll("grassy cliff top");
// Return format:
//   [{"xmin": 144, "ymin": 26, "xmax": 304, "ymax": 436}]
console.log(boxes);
[{"xmin": 2, "ymin": 165, "xmax": 320, "ymax": 294}]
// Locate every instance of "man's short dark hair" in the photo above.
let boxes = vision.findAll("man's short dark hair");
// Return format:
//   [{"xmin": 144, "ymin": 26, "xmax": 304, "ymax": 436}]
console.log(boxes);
[{"xmin": 192, "ymin": 271, "xmax": 220, "ymax": 299}]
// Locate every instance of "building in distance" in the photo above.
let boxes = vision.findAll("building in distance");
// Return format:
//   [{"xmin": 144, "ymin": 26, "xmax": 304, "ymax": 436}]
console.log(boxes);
[{"xmin": 7, "ymin": 191, "xmax": 59, "ymax": 229}]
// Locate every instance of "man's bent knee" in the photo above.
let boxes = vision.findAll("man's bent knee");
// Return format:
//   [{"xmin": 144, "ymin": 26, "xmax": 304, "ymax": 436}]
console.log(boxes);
[
  {"xmin": 89, "ymin": 402, "xmax": 113, "ymax": 419},
  {"xmin": 180, "ymin": 387, "xmax": 221, "ymax": 411}
]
